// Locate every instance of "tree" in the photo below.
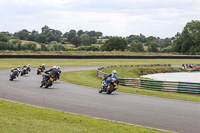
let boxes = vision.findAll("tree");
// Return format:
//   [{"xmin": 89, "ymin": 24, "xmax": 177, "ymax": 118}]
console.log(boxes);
[
  {"xmin": 77, "ymin": 30, "xmax": 84, "ymax": 37},
  {"xmin": 163, "ymin": 38, "xmax": 172, "ymax": 48},
  {"xmin": 88, "ymin": 31, "xmax": 96, "ymax": 38},
  {"xmin": 96, "ymin": 32, "xmax": 103, "ymax": 38},
  {"xmin": 71, "ymin": 37, "xmax": 81, "ymax": 47},
  {"xmin": 40, "ymin": 44, "xmax": 48, "ymax": 51},
  {"xmin": 0, "ymin": 33, "xmax": 9, "ymax": 42},
  {"xmin": 13, "ymin": 29, "xmax": 30, "ymax": 40},
  {"xmin": 101, "ymin": 37, "xmax": 128, "ymax": 51},
  {"xmin": 172, "ymin": 20, "xmax": 200, "ymax": 53},
  {"xmin": 129, "ymin": 41, "xmax": 145, "ymax": 52},
  {"xmin": 68, "ymin": 30, "xmax": 76, "ymax": 42},
  {"xmin": 62, "ymin": 32, "xmax": 68, "ymax": 38},
  {"xmin": 148, "ymin": 41, "xmax": 160, "ymax": 52},
  {"xmin": 35, "ymin": 34, "xmax": 47, "ymax": 43},
  {"xmin": 80, "ymin": 34, "xmax": 90, "ymax": 46}
]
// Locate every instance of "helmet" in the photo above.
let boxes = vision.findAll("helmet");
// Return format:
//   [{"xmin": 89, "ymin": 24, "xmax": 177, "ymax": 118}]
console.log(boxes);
[
  {"xmin": 57, "ymin": 66, "xmax": 60, "ymax": 69},
  {"xmin": 53, "ymin": 66, "xmax": 57, "ymax": 69},
  {"xmin": 28, "ymin": 64, "xmax": 30, "ymax": 66},
  {"xmin": 112, "ymin": 70, "xmax": 117, "ymax": 74},
  {"xmin": 43, "ymin": 64, "xmax": 45, "ymax": 66}
]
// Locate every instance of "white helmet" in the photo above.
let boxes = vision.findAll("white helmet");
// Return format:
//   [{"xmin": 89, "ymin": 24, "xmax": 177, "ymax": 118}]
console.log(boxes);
[
  {"xmin": 43, "ymin": 64, "xmax": 45, "ymax": 66},
  {"xmin": 57, "ymin": 66, "xmax": 60, "ymax": 69},
  {"xmin": 112, "ymin": 70, "xmax": 117, "ymax": 74},
  {"xmin": 28, "ymin": 64, "xmax": 30, "ymax": 67},
  {"xmin": 53, "ymin": 66, "xmax": 56, "ymax": 69}
]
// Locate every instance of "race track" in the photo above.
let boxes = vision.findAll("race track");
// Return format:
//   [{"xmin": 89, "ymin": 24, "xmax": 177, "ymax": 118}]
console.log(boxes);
[{"xmin": 0, "ymin": 67, "xmax": 200, "ymax": 133}]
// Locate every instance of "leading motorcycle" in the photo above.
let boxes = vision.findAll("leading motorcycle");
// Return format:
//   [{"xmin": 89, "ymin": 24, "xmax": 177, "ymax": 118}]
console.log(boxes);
[{"xmin": 99, "ymin": 79, "xmax": 119, "ymax": 94}]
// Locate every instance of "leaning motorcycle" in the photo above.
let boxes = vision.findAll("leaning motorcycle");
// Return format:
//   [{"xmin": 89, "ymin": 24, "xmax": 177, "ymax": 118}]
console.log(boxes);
[
  {"xmin": 37, "ymin": 67, "xmax": 43, "ymax": 75},
  {"xmin": 9, "ymin": 70, "xmax": 18, "ymax": 81},
  {"xmin": 21, "ymin": 67, "xmax": 28, "ymax": 76},
  {"xmin": 99, "ymin": 79, "xmax": 119, "ymax": 94},
  {"xmin": 41, "ymin": 74, "xmax": 55, "ymax": 88}
]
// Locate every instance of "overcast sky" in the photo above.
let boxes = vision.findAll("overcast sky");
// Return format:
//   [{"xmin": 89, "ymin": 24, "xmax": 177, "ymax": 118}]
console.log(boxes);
[{"xmin": 1, "ymin": 0, "xmax": 200, "ymax": 38}]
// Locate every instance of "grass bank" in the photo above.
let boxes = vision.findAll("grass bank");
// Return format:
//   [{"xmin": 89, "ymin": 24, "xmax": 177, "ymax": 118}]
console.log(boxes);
[
  {"xmin": 60, "ymin": 70, "xmax": 200, "ymax": 102},
  {"xmin": 1, "ymin": 58, "xmax": 200, "ymax": 70},
  {"xmin": 101, "ymin": 67, "xmax": 184, "ymax": 78},
  {"xmin": 0, "ymin": 100, "xmax": 168, "ymax": 133}
]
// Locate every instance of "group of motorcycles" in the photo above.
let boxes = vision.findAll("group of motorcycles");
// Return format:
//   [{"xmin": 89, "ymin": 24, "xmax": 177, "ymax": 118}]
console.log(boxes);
[
  {"xmin": 9, "ymin": 64, "xmax": 61, "ymax": 89},
  {"xmin": 9, "ymin": 65, "xmax": 31, "ymax": 81},
  {"xmin": 9, "ymin": 64, "xmax": 119, "ymax": 94}
]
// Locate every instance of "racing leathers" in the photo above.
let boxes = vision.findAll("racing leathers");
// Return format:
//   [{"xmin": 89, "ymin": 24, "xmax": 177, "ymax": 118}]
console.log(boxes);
[
  {"xmin": 104, "ymin": 72, "xmax": 118, "ymax": 85},
  {"xmin": 40, "ymin": 68, "xmax": 59, "ymax": 87}
]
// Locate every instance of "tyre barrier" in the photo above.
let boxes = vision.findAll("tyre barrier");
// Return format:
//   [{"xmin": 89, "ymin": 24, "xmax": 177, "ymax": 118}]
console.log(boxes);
[
  {"xmin": 2, "ymin": 54, "xmax": 200, "ymax": 59},
  {"xmin": 96, "ymin": 64, "xmax": 200, "ymax": 94}
]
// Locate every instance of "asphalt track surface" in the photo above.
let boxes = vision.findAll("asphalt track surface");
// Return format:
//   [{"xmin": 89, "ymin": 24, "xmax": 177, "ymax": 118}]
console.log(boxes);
[{"xmin": 0, "ymin": 67, "xmax": 200, "ymax": 133}]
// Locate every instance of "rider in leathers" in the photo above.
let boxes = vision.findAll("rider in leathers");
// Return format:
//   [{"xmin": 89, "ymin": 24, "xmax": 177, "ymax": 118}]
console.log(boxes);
[
  {"xmin": 104, "ymin": 70, "xmax": 117, "ymax": 86},
  {"xmin": 40, "ymin": 66, "xmax": 59, "ymax": 87}
]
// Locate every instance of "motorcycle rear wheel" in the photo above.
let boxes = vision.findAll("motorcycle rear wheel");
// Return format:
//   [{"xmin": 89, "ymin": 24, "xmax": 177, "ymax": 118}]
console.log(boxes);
[{"xmin": 45, "ymin": 80, "xmax": 52, "ymax": 88}]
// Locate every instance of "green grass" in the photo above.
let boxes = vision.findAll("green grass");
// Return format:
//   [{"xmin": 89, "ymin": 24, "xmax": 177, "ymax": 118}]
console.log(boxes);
[
  {"xmin": 0, "ymin": 100, "xmax": 169, "ymax": 133},
  {"xmin": 60, "ymin": 70, "xmax": 200, "ymax": 102},
  {"xmin": 1, "ymin": 58, "xmax": 200, "ymax": 70},
  {"xmin": 0, "ymin": 50, "xmax": 192, "ymax": 56},
  {"xmin": 101, "ymin": 67, "xmax": 183, "ymax": 78},
  {"xmin": 0, "ymin": 58, "xmax": 199, "ymax": 132}
]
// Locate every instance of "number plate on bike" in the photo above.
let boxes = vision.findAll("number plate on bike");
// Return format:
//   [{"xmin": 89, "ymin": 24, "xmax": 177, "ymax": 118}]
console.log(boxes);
[{"xmin": 50, "ymin": 77, "xmax": 54, "ymax": 81}]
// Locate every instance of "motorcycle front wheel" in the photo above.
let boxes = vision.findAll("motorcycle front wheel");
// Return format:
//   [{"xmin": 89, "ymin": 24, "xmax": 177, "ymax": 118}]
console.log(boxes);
[{"xmin": 98, "ymin": 87, "xmax": 103, "ymax": 93}]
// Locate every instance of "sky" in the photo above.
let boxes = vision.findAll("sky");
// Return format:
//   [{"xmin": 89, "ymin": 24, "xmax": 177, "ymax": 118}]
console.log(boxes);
[{"xmin": 0, "ymin": 0, "xmax": 200, "ymax": 38}]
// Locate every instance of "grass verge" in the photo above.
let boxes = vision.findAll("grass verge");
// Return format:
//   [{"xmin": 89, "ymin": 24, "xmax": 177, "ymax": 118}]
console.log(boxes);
[
  {"xmin": 60, "ymin": 70, "xmax": 200, "ymax": 102},
  {"xmin": 101, "ymin": 67, "xmax": 184, "ymax": 78},
  {"xmin": 1, "ymin": 58, "xmax": 200, "ymax": 70},
  {"xmin": 0, "ymin": 100, "xmax": 169, "ymax": 133}
]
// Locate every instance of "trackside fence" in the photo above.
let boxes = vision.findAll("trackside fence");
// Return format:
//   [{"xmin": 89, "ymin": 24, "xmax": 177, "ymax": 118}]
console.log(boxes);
[{"xmin": 96, "ymin": 64, "xmax": 200, "ymax": 94}]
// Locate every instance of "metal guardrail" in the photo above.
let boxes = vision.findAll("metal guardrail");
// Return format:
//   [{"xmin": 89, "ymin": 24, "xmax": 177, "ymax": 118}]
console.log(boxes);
[{"xmin": 96, "ymin": 64, "xmax": 200, "ymax": 94}]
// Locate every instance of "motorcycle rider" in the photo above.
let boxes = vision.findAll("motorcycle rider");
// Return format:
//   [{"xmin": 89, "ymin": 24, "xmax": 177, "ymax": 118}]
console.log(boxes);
[
  {"xmin": 27, "ymin": 64, "xmax": 31, "ymax": 72},
  {"xmin": 56, "ymin": 66, "xmax": 61, "ymax": 80},
  {"xmin": 104, "ymin": 70, "xmax": 118, "ymax": 86},
  {"xmin": 40, "ymin": 66, "xmax": 59, "ymax": 87},
  {"xmin": 40, "ymin": 64, "xmax": 45, "ymax": 70},
  {"xmin": 11, "ymin": 66, "xmax": 21, "ymax": 77}
]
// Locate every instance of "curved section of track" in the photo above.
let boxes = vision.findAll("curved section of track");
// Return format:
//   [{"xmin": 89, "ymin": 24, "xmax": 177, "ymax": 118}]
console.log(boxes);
[{"xmin": 0, "ymin": 67, "xmax": 200, "ymax": 133}]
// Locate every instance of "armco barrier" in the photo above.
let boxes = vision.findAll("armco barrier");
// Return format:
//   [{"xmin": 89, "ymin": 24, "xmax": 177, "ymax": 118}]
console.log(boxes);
[{"xmin": 96, "ymin": 64, "xmax": 200, "ymax": 94}]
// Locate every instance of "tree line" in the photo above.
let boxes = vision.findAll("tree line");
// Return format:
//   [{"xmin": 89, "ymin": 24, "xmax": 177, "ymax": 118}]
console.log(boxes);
[{"xmin": 1, "ymin": 20, "xmax": 200, "ymax": 53}]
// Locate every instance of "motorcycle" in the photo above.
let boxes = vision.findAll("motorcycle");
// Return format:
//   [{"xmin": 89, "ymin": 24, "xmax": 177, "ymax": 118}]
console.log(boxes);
[
  {"xmin": 37, "ymin": 67, "xmax": 43, "ymax": 75},
  {"xmin": 41, "ymin": 74, "xmax": 55, "ymax": 88},
  {"xmin": 27, "ymin": 67, "xmax": 31, "ymax": 72},
  {"xmin": 99, "ymin": 79, "xmax": 119, "ymax": 94},
  {"xmin": 21, "ymin": 67, "xmax": 28, "ymax": 76},
  {"xmin": 9, "ymin": 70, "xmax": 18, "ymax": 81}
]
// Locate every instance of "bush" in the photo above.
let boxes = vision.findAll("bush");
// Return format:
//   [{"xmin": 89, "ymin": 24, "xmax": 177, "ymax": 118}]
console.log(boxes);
[
  {"xmin": 48, "ymin": 41, "xmax": 66, "ymax": 51},
  {"xmin": 77, "ymin": 46, "xmax": 99, "ymax": 51}
]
